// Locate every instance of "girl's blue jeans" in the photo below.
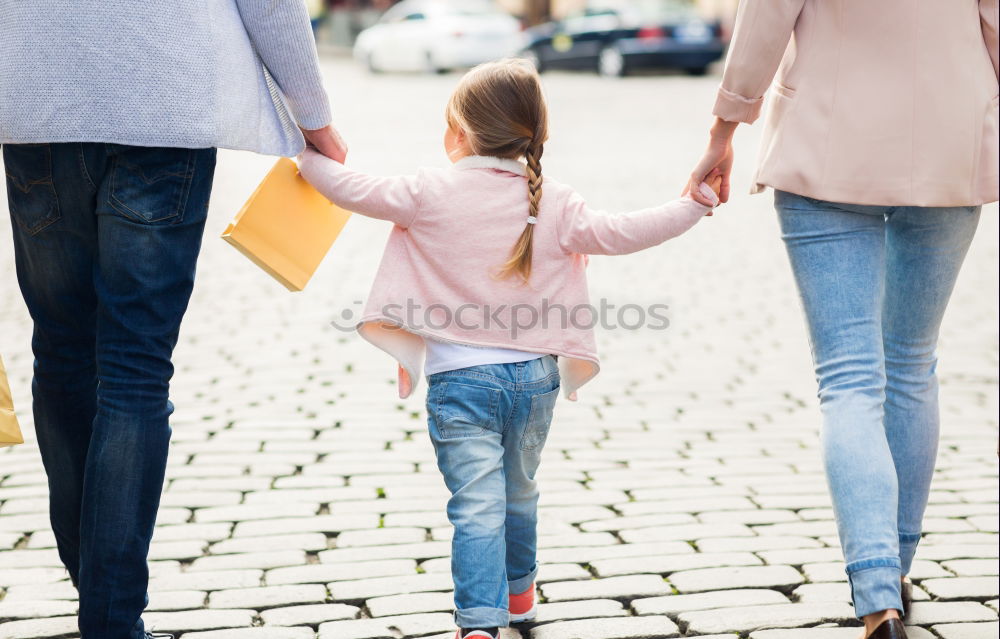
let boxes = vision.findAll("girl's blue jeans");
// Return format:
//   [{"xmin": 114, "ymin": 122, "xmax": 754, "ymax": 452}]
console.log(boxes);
[
  {"xmin": 426, "ymin": 356, "xmax": 560, "ymax": 629},
  {"xmin": 774, "ymin": 190, "xmax": 981, "ymax": 618}
]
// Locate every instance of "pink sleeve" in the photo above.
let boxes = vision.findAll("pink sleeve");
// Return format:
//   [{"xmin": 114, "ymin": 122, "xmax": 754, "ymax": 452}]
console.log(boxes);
[
  {"xmin": 713, "ymin": 0, "xmax": 806, "ymax": 124},
  {"xmin": 556, "ymin": 187, "xmax": 714, "ymax": 256},
  {"xmin": 298, "ymin": 148, "xmax": 422, "ymax": 228}
]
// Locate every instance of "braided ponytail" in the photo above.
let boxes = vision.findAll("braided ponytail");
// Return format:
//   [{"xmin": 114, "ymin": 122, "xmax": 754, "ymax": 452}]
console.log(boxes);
[
  {"xmin": 446, "ymin": 58, "xmax": 548, "ymax": 283},
  {"xmin": 498, "ymin": 140, "xmax": 543, "ymax": 281}
]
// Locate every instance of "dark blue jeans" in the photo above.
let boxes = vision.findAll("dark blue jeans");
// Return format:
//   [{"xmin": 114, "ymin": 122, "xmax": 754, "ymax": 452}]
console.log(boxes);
[{"xmin": 3, "ymin": 142, "xmax": 217, "ymax": 639}]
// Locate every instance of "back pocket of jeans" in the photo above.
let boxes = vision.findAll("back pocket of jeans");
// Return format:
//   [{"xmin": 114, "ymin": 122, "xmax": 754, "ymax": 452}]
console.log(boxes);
[
  {"xmin": 107, "ymin": 145, "xmax": 196, "ymax": 224},
  {"xmin": 3, "ymin": 144, "xmax": 61, "ymax": 235},
  {"xmin": 433, "ymin": 381, "xmax": 502, "ymax": 439},
  {"xmin": 521, "ymin": 386, "xmax": 559, "ymax": 451}
]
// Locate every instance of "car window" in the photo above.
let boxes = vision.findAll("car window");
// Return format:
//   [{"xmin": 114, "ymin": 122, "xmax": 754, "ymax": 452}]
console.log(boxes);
[
  {"xmin": 442, "ymin": 1, "xmax": 505, "ymax": 18},
  {"xmin": 562, "ymin": 10, "xmax": 621, "ymax": 33},
  {"xmin": 380, "ymin": 2, "xmax": 427, "ymax": 23}
]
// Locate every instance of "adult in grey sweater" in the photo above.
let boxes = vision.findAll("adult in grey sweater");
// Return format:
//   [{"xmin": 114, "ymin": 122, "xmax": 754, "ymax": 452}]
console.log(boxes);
[
  {"xmin": 1, "ymin": 3, "xmax": 345, "ymax": 638},
  {"xmin": 0, "ymin": 0, "xmax": 345, "ymax": 156}
]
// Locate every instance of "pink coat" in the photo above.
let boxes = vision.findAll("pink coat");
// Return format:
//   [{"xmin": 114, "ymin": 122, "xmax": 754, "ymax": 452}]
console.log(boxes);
[
  {"xmin": 298, "ymin": 150, "xmax": 716, "ymax": 400},
  {"xmin": 715, "ymin": 0, "xmax": 999, "ymax": 206}
]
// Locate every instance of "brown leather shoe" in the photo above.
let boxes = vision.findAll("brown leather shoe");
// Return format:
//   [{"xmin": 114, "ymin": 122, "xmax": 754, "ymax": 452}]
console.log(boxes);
[{"xmin": 869, "ymin": 618, "xmax": 907, "ymax": 639}]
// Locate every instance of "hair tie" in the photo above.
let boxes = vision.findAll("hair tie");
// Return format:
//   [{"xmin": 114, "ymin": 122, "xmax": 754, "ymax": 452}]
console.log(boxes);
[{"xmin": 526, "ymin": 216, "xmax": 538, "ymax": 225}]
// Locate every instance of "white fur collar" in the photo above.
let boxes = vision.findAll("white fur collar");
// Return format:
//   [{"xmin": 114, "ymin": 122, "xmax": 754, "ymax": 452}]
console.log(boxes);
[{"xmin": 452, "ymin": 155, "xmax": 526, "ymax": 176}]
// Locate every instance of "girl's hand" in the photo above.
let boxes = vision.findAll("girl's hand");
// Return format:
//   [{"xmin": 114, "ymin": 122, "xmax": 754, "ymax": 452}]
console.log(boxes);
[
  {"xmin": 695, "ymin": 168, "xmax": 723, "ymax": 216},
  {"xmin": 301, "ymin": 124, "xmax": 348, "ymax": 164},
  {"xmin": 707, "ymin": 169, "xmax": 724, "ymax": 198}
]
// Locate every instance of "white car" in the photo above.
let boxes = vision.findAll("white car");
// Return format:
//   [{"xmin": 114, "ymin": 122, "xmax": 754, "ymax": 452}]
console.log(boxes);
[{"xmin": 354, "ymin": 1, "xmax": 525, "ymax": 73}]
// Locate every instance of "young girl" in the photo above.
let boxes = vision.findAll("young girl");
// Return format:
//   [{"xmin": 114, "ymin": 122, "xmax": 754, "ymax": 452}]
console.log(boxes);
[{"xmin": 299, "ymin": 59, "xmax": 721, "ymax": 639}]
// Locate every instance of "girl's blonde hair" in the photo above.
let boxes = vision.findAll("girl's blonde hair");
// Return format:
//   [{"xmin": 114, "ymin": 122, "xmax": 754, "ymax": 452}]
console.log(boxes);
[{"xmin": 446, "ymin": 58, "xmax": 548, "ymax": 282}]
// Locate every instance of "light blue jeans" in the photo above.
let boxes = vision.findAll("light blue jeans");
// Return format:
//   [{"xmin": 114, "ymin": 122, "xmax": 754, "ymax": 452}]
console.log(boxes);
[
  {"xmin": 426, "ymin": 356, "xmax": 560, "ymax": 629},
  {"xmin": 774, "ymin": 191, "xmax": 981, "ymax": 618}
]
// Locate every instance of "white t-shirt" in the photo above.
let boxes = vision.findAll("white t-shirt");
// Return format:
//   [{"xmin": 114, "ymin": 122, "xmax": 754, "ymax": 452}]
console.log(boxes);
[{"xmin": 424, "ymin": 338, "xmax": 542, "ymax": 376}]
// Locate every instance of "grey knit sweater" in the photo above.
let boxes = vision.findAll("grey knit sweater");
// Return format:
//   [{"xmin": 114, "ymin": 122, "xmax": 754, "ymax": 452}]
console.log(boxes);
[{"xmin": 0, "ymin": 0, "xmax": 332, "ymax": 156}]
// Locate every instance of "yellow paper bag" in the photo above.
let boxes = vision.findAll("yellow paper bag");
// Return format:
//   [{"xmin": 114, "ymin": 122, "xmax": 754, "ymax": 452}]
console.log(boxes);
[
  {"xmin": 222, "ymin": 157, "xmax": 352, "ymax": 291},
  {"xmin": 1, "ymin": 355, "xmax": 24, "ymax": 448}
]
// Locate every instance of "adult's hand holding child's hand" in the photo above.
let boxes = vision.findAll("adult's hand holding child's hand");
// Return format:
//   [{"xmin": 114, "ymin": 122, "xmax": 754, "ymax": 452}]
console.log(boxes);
[
  {"xmin": 685, "ymin": 117, "xmax": 738, "ymax": 207},
  {"xmin": 693, "ymin": 168, "xmax": 722, "ymax": 215},
  {"xmin": 302, "ymin": 124, "xmax": 348, "ymax": 164}
]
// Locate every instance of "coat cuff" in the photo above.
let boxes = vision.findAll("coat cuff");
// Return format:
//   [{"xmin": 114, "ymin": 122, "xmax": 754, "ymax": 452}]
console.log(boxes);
[{"xmin": 713, "ymin": 86, "xmax": 764, "ymax": 124}]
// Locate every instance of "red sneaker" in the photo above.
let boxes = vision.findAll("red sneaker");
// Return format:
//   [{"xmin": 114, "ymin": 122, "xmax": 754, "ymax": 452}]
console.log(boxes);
[
  {"xmin": 509, "ymin": 582, "xmax": 536, "ymax": 623},
  {"xmin": 455, "ymin": 631, "xmax": 498, "ymax": 639}
]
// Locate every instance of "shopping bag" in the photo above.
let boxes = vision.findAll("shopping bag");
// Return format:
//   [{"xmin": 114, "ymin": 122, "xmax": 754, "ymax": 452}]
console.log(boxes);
[
  {"xmin": 222, "ymin": 157, "xmax": 352, "ymax": 291},
  {"xmin": 1, "ymin": 355, "xmax": 24, "ymax": 448}
]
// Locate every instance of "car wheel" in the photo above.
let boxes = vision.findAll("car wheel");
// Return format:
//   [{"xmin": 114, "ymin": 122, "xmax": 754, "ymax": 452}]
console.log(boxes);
[
  {"xmin": 425, "ymin": 52, "xmax": 447, "ymax": 75},
  {"xmin": 684, "ymin": 66, "xmax": 709, "ymax": 76},
  {"xmin": 598, "ymin": 45, "xmax": 626, "ymax": 77},
  {"xmin": 522, "ymin": 49, "xmax": 544, "ymax": 73}
]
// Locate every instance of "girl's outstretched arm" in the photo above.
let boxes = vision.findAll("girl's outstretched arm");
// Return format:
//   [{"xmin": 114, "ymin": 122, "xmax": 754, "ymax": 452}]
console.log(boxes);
[
  {"xmin": 298, "ymin": 148, "xmax": 422, "ymax": 228},
  {"xmin": 557, "ymin": 184, "xmax": 718, "ymax": 256}
]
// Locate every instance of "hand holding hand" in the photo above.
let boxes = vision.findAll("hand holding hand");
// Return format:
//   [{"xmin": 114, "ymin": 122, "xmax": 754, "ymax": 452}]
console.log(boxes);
[
  {"xmin": 684, "ymin": 117, "xmax": 738, "ymax": 207},
  {"xmin": 706, "ymin": 169, "xmax": 723, "ymax": 198},
  {"xmin": 693, "ymin": 168, "xmax": 723, "ymax": 215},
  {"xmin": 301, "ymin": 124, "xmax": 348, "ymax": 164}
]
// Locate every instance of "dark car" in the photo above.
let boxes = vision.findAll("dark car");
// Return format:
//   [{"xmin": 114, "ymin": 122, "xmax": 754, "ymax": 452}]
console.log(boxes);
[{"xmin": 521, "ymin": 1, "xmax": 726, "ymax": 77}]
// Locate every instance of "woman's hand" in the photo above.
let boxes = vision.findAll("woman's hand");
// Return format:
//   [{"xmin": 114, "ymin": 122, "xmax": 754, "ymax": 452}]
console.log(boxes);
[
  {"xmin": 302, "ymin": 124, "xmax": 348, "ymax": 164},
  {"xmin": 685, "ymin": 117, "xmax": 738, "ymax": 207}
]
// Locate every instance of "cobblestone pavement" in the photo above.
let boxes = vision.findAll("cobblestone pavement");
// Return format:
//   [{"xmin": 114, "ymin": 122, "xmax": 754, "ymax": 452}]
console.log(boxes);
[{"xmin": 1, "ymin": 58, "xmax": 998, "ymax": 639}]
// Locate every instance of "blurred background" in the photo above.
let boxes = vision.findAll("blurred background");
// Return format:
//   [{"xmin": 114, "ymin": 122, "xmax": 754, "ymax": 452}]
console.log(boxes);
[{"xmin": 309, "ymin": 0, "xmax": 736, "ymax": 77}]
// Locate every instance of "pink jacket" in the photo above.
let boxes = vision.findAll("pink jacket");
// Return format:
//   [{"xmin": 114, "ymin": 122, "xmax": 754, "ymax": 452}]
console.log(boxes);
[
  {"xmin": 715, "ymin": 0, "xmax": 999, "ymax": 206},
  {"xmin": 299, "ymin": 150, "xmax": 716, "ymax": 400}
]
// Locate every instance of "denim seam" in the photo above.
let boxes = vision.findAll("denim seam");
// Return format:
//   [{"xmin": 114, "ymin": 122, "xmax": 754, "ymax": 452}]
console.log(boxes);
[
  {"xmin": 520, "ymin": 387, "xmax": 558, "ymax": 452},
  {"xmin": 436, "ymin": 369, "xmax": 515, "ymax": 390},
  {"xmin": 77, "ymin": 143, "xmax": 97, "ymax": 191},
  {"xmin": 107, "ymin": 149, "xmax": 196, "ymax": 224},
  {"xmin": 4, "ymin": 144, "xmax": 62, "ymax": 235},
  {"xmin": 434, "ymin": 382, "xmax": 501, "ymax": 437},
  {"xmin": 845, "ymin": 556, "xmax": 901, "ymax": 574},
  {"xmin": 454, "ymin": 606, "xmax": 510, "ymax": 627},
  {"xmin": 502, "ymin": 384, "xmax": 520, "ymax": 436}
]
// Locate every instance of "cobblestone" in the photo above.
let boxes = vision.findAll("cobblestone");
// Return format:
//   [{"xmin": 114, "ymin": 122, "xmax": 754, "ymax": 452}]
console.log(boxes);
[
  {"xmin": 1, "ymin": 57, "xmax": 997, "ymax": 638},
  {"xmin": 207, "ymin": 584, "xmax": 327, "ymax": 610},
  {"xmin": 143, "ymin": 609, "xmax": 257, "ymax": 634},
  {"xmin": 678, "ymin": 602, "xmax": 856, "ymax": 634},
  {"xmin": 529, "ymin": 615, "xmax": 679, "ymax": 638},
  {"xmin": 533, "ymin": 599, "xmax": 627, "ymax": 622},
  {"xmin": 0, "ymin": 616, "xmax": 78, "ymax": 639},
  {"xmin": 932, "ymin": 622, "xmax": 1000, "ymax": 638},
  {"xmin": 179, "ymin": 629, "xmax": 315, "ymax": 639},
  {"xmin": 631, "ymin": 588, "xmax": 789, "ymax": 615},
  {"xmin": 259, "ymin": 603, "xmax": 359, "ymax": 626},
  {"xmin": 540, "ymin": 575, "xmax": 672, "ymax": 602},
  {"xmin": 921, "ymin": 577, "xmax": 1000, "ymax": 601},
  {"xmin": 669, "ymin": 565, "xmax": 805, "ymax": 593}
]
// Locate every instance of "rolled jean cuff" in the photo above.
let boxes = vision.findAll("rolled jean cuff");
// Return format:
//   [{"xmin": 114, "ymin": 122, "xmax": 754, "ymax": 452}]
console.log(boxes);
[
  {"xmin": 899, "ymin": 532, "xmax": 922, "ymax": 575},
  {"xmin": 847, "ymin": 558, "xmax": 902, "ymax": 618},
  {"xmin": 509, "ymin": 564, "xmax": 538, "ymax": 596},
  {"xmin": 454, "ymin": 606, "xmax": 510, "ymax": 629}
]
